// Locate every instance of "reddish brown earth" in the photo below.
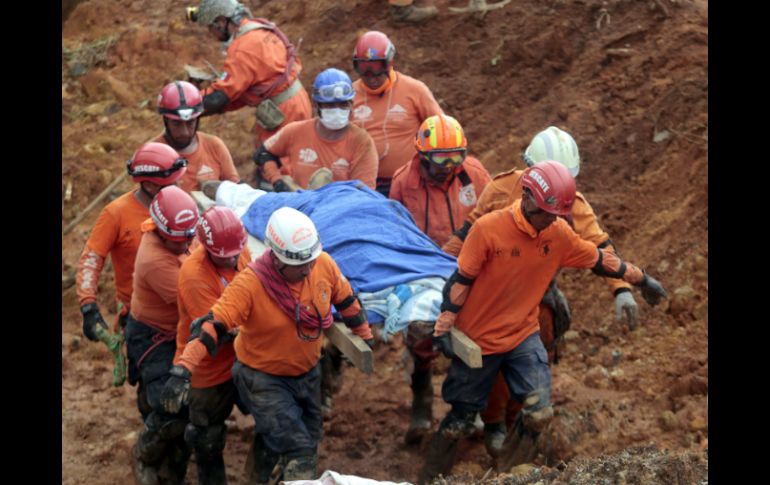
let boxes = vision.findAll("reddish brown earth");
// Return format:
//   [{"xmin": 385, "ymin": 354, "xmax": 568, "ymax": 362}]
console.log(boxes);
[{"xmin": 62, "ymin": 0, "xmax": 708, "ymax": 483}]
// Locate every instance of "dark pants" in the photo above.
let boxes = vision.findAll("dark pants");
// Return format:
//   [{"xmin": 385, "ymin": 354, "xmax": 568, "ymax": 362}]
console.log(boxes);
[
  {"xmin": 232, "ymin": 360, "xmax": 323, "ymax": 457},
  {"xmin": 442, "ymin": 332, "xmax": 551, "ymax": 417},
  {"xmin": 185, "ymin": 381, "xmax": 239, "ymax": 485},
  {"xmin": 125, "ymin": 314, "xmax": 190, "ymax": 481}
]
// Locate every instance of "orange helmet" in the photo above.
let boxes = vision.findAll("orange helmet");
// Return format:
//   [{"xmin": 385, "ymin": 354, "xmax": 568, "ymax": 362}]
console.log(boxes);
[{"xmin": 414, "ymin": 115, "xmax": 468, "ymax": 166}]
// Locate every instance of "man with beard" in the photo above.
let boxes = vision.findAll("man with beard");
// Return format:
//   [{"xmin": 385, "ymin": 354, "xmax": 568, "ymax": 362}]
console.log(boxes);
[{"xmin": 152, "ymin": 80, "xmax": 239, "ymax": 193}]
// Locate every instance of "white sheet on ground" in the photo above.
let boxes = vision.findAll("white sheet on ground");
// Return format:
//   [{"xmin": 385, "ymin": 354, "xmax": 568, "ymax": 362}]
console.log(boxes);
[{"xmin": 283, "ymin": 470, "xmax": 412, "ymax": 485}]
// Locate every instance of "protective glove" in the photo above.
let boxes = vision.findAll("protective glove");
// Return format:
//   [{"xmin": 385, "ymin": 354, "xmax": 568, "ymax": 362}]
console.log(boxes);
[
  {"xmin": 639, "ymin": 272, "xmax": 668, "ymax": 306},
  {"xmin": 160, "ymin": 365, "xmax": 192, "ymax": 414},
  {"xmin": 272, "ymin": 179, "xmax": 292, "ymax": 193},
  {"xmin": 432, "ymin": 333, "xmax": 456, "ymax": 360},
  {"xmin": 614, "ymin": 290, "xmax": 639, "ymax": 329},
  {"xmin": 81, "ymin": 303, "xmax": 108, "ymax": 342}
]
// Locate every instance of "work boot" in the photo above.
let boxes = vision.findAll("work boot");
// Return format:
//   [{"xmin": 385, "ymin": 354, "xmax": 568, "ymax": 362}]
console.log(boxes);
[
  {"xmin": 483, "ymin": 422, "xmax": 507, "ymax": 458},
  {"xmin": 405, "ymin": 368, "xmax": 434, "ymax": 445},
  {"xmin": 156, "ymin": 438, "xmax": 191, "ymax": 485},
  {"xmin": 283, "ymin": 454, "xmax": 318, "ymax": 480},
  {"xmin": 244, "ymin": 434, "xmax": 281, "ymax": 485},
  {"xmin": 417, "ymin": 430, "xmax": 459, "ymax": 485},
  {"xmin": 195, "ymin": 454, "xmax": 227, "ymax": 485},
  {"xmin": 389, "ymin": 4, "xmax": 438, "ymax": 24},
  {"xmin": 132, "ymin": 443, "xmax": 161, "ymax": 485}
]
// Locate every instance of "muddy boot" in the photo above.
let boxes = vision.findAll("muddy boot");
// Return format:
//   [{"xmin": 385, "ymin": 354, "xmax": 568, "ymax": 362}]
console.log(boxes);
[
  {"xmin": 389, "ymin": 4, "xmax": 438, "ymax": 24},
  {"xmin": 133, "ymin": 427, "xmax": 169, "ymax": 485},
  {"xmin": 417, "ymin": 430, "xmax": 459, "ymax": 485},
  {"xmin": 495, "ymin": 398, "xmax": 553, "ymax": 472},
  {"xmin": 405, "ymin": 368, "xmax": 434, "ymax": 445},
  {"xmin": 244, "ymin": 434, "xmax": 281, "ymax": 485},
  {"xmin": 483, "ymin": 422, "xmax": 507, "ymax": 459},
  {"xmin": 156, "ymin": 437, "xmax": 191, "ymax": 485},
  {"xmin": 283, "ymin": 453, "xmax": 318, "ymax": 480},
  {"xmin": 133, "ymin": 443, "xmax": 161, "ymax": 485}
]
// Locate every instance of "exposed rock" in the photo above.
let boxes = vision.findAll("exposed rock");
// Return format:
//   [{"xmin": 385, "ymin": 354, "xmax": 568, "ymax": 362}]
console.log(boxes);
[
  {"xmin": 668, "ymin": 286, "xmax": 697, "ymax": 317},
  {"xmin": 584, "ymin": 365, "xmax": 610, "ymax": 389}
]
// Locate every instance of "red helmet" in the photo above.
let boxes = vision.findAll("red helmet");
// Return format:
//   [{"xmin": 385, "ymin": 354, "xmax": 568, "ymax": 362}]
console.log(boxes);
[
  {"xmin": 158, "ymin": 81, "xmax": 204, "ymax": 121},
  {"xmin": 352, "ymin": 31, "xmax": 396, "ymax": 73},
  {"xmin": 126, "ymin": 142, "xmax": 188, "ymax": 185},
  {"xmin": 197, "ymin": 206, "xmax": 248, "ymax": 258},
  {"xmin": 521, "ymin": 160, "xmax": 576, "ymax": 216},
  {"xmin": 149, "ymin": 186, "xmax": 200, "ymax": 241}
]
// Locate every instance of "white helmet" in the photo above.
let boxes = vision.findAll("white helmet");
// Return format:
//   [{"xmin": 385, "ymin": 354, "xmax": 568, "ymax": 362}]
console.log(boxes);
[
  {"xmin": 523, "ymin": 126, "xmax": 581, "ymax": 177},
  {"xmin": 264, "ymin": 207, "xmax": 322, "ymax": 266}
]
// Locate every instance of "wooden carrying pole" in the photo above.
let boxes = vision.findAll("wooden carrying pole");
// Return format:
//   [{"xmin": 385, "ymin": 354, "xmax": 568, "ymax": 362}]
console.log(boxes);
[{"xmin": 63, "ymin": 172, "xmax": 128, "ymax": 235}]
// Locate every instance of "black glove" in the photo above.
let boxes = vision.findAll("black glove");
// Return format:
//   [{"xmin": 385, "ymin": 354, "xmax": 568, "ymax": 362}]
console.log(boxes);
[
  {"xmin": 432, "ymin": 333, "xmax": 456, "ymax": 360},
  {"xmin": 272, "ymin": 179, "xmax": 292, "ymax": 193},
  {"xmin": 81, "ymin": 303, "xmax": 108, "ymax": 342},
  {"xmin": 160, "ymin": 365, "xmax": 192, "ymax": 414},
  {"xmin": 639, "ymin": 272, "xmax": 668, "ymax": 306}
]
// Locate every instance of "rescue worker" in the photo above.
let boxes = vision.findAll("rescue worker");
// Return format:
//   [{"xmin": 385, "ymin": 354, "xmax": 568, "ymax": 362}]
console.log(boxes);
[
  {"xmin": 152, "ymin": 80, "xmax": 240, "ymax": 193},
  {"xmin": 188, "ymin": 0, "xmax": 312, "ymax": 146},
  {"xmin": 442, "ymin": 126, "xmax": 639, "ymax": 456},
  {"xmin": 418, "ymin": 161, "xmax": 667, "ymax": 484},
  {"xmin": 389, "ymin": 114, "xmax": 491, "ymax": 445},
  {"xmin": 351, "ymin": 31, "xmax": 443, "ymax": 197},
  {"xmin": 253, "ymin": 68, "xmax": 378, "ymax": 192},
  {"xmin": 77, "ymin": 142, "xmax": 188, "ymax": 341},
  {"xmin": 159, "ymin": 207, "xmax": 251, "ymax": 485},
  {"xmin": 126, "ymin": 185, "xmax": 200, "ymax": 485},
  {"xmin": 160, "ymin": 207, "xmax": 374, "ymax": 482},
  {"xmin": 388, "ymin": 0, "xmax": 438, "ymax": 23},
  {"xmin": 391, "ymin": 114, "xmax": 491, "ymax": 247}
]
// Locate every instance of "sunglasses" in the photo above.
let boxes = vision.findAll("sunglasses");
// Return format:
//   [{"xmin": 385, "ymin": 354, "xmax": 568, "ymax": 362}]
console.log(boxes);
[
  {"xmin": 127, "ymin": 157, "xmax": 188, "ymax": 179},
  {"xmin": 353, "ymin": 59, "xmax": 388, "ymax": 76}
]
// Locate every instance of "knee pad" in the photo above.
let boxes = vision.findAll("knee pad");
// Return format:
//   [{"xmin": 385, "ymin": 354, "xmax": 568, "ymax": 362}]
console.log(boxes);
[
  {"xmin": 146, "ymin": 412, "xmax": 188, "ymax": 440},
  {"xmin": 520, "ymin": 390, "xmax": 553, "ymax": 434},
  {"xmin": 184, "ymin": 423, "xmax": 227, "ymax": 457}
]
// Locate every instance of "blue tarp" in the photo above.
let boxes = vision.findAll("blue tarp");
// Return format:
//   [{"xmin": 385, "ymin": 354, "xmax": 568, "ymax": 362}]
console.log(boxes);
[{"xmin": 242, "ymin": 181, "xmax": 457, "ymax": 293}]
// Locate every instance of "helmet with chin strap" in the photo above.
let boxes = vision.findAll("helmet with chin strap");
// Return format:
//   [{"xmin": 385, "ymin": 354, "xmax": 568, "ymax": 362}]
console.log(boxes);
[{"xmin": 521, "ymin": 160, "xmax": 576, "ymax": 216}]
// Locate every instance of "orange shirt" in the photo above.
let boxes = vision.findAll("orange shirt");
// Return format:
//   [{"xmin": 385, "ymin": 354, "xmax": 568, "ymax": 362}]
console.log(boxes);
[
  {"xmin": 352, "ymin": 71, "xmax": 443, "ymax": 179},
  {"xmin": 76, "ymin": 190, "xmax": 148, "ymax": 307},
  {"xmin": 211, "ymin": 252, "xmax": 355, "ymax": 376},
  {"xmin": 153, "ymin": 132, "xmax": 239, "ymax": 193},
  {"xmin": 262, "ymin": 119, "xmax": 378, "ymax": 189},
  {"xmin": 390, "ymin": 154, "xmax": 491, "ymax": 247},
  {"xmin": 455, "ymin": 200, "xmax": 599, "ymax": 355},
  {"xmin": 174, "ymin": 245, "xmax": 252, "ymax": 388},
  {"xmin": 130, "ymin": 227, "xmax": 189, "ymax": 332},
  {"xmin": 203, "ymin": 18, "xmax": 312, "ymax": 144},
  {"xmin": 442, "ymin": 168, "xmax": 631, "ymax": 293}
]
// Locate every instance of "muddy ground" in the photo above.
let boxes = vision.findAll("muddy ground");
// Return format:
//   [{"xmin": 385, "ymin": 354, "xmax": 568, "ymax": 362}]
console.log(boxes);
[{"xmin": 62, "ymin": 0, "xmax": 708, "ymax": 483}]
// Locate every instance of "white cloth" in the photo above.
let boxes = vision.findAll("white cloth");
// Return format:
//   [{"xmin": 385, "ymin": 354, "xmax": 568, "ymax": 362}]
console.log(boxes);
[
  {"xmin": 283, "ymin": 470, "xmax": 412, "ymax": 485},
  {"xmin": 214, "ymin": 181, "xmax": 266, "ymax": 219}
]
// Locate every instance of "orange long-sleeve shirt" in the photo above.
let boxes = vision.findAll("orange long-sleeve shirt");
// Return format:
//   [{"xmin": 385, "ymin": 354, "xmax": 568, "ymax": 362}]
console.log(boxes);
[
  {"xmin": 262, "ymin": 118, "xmax": 378, "ymax": 189},
  {"xmin": 202, "ymin": 18, "xmax": 311, "ymax": 144},
  {"xmin": 76, "ymin": 190, "xmax": 148, "ymax": 307},
  {"xmin": 208, "ymin": 252, "xmax": 366, "ymax": 376},
  {"xmin": 455, "ymin": 200, "xmax": 642, "ymax": 355},
  {"xmin": 174, "ymin": 245, "xmax": 251, "ymax": 388},
  {"xmin": 390, "ymin": 154, "xmax": 491, "ymax": 247},
  {"xmin": 351, "ymin": 71, "xmax": 443, "ymax": 179},
  {"xmin": 130, "ymin": 224, "xmax": 189, "ymax": 332},
  {"xmin": 153, "ymin": 131, "xmax": 239, "ymax": 193},
  {"xmin": 442, "ymin": 168, "xmax": 632, "ymax": 294}
]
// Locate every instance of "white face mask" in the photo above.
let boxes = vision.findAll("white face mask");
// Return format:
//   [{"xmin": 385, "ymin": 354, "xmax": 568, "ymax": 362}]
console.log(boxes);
[{"xmin": 319, "ymin": 108, "xmax": 351, "ymax": 130}]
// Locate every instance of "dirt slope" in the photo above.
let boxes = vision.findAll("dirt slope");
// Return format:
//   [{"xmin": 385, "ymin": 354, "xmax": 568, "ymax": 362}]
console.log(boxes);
[{"xmin": 62, "ymin": 0, "xmax": 708, "ymax": 483}]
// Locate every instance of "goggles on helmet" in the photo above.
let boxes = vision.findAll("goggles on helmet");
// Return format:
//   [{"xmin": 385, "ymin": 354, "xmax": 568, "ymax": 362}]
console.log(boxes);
[
  {"xmin": 353, "ymin": 59, "xmax": 388, "ymax": 76},
  {"xmin": 127, "ymin": 157, "xmax": 189, "ymax": 179},
  {"xmin": 280, "ymin": 239, "xmax": 321, "ymax": 263},
  {"xmin": 314, "ymin": 82, "xmax": 354, "ymax": 101},
  {"xmin": 422, "ymin": 150, "xmax": 466, "ymax": 167}
]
